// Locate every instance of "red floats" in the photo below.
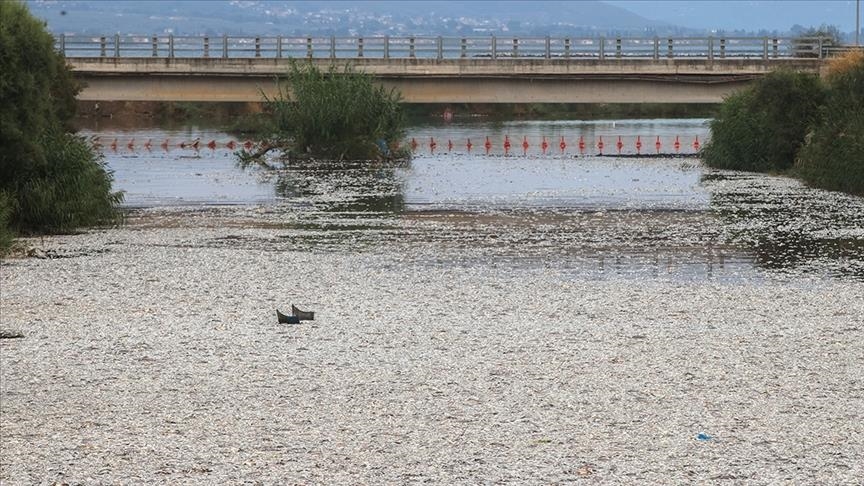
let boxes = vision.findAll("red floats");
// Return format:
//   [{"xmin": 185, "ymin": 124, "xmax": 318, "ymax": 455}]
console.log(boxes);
[
  {"xmin": 635, "ymin": 135, "xmax": 642, "ymax": 154},
  {"xmin": 673, "ymin": 136, "xmax": 681, "ymax": 152},
  {"xmin": 693, "ymin": 135, "xmax": 701, "ymax": 150},
  {"xmin": 597, "ymin": 136, "xmax": 605, "ymax": 154},
  {"xmin": 616, "ymin": 135, "xmax": 623, "ymax": 153},
  {"xmin": 559, "ymin": 136, "xmax": 566, "ymax": 153},
  {"xmin": 655, "ymin": 136, "xmax": 662, "ymax": 153},
  {"xmin": 541, "ymin": 136, "xmax": 549, "ymax": 154}
]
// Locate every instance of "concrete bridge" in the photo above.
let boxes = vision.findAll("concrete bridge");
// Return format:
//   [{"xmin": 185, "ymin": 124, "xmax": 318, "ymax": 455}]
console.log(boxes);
[{"xmin": 60, "ymin": 35, "xmax": 829, "ymax": 104}]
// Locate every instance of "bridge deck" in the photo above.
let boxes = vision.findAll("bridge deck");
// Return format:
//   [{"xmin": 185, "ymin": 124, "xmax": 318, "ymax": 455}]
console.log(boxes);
[{"xmin": 62, "ymin": 35, "xmax": 828, "ymax": 104}]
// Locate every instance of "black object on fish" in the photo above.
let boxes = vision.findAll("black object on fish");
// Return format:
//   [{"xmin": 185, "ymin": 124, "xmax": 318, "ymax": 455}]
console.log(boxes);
[
  {"xmin": 277, "ymin": 309, "xmax": 300, "ymax": 324},
  {"xmin": 292, "ymin": 305, "xmax": 315, "ymax": 321}
]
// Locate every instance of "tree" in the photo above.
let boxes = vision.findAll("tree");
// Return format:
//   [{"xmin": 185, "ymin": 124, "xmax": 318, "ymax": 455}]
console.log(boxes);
[
  {"xmin": 0, "ymin": 1, "xmax": 121, "ymax": 249},
  {"xmin": 241, "ymin": 60, "xmax": 408, "ymax": 166}
]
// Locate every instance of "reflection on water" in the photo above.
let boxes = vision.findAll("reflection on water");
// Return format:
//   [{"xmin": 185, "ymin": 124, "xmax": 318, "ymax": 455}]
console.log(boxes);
[
  {"xmin": 703, "ymin": 172, "xmax": 864, "ymax": 280},
  {"xmin": 81, "ymin": 127, "xmax": 276, "ymax": 206},
  {"xmin": 402, "ymin": 155, "xmax": 705, "ymax": 211},
  {"xmin": 89, "ymin": 119, "xmax": 864, "ymax": 282},
  {"xmin": 272, "ymin": 159, "xmax": 407, "ymax": 213}
]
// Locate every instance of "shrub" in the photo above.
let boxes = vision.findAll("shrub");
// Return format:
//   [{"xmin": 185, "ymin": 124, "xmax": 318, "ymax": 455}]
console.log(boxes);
[
  {"xmin": 0, "ymin": 192, "xmax": 13, "ymax": 254},
  {"xmin": 701, "ymin": 70, "xmax": 825, "ymax": 172},
  {"xmin": 262, "ymin": 61, "xmax": 406, "ymax": 161},
  {"xmin": 796, "ymin": 52, "xmax": 864, "ymax": 195},
  {"xmin": 822, "ymin": 49, "xmax": 864, "ymax": 80},
  {"xmin": 14, "ymin": 131, "xmax": 124, "ymax": 233},
  {"xmin": 0, "ymin": 1, "xmax": 122, "ymax": 238}
]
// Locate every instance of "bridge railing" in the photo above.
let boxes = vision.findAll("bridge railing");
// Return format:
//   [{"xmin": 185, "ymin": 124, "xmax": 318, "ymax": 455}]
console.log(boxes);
[{"xmin": 56, "ymin": 34, "xmax": 832, "ymax": 60}]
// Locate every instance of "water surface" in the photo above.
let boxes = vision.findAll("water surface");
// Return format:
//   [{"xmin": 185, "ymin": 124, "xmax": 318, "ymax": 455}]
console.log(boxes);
[{"xmin": 83, "ymin": 119, "xmax": 864, "ymax": 282}]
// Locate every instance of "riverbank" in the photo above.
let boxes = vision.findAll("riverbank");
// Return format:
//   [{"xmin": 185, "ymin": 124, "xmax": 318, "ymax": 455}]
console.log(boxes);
[
  {"xmin": 1, "ymin": 207, "xmax": 863, "ymax": 483},
  {"xmin": 73, "ymin": 101, "xmax": 718, "ymax": 134}
]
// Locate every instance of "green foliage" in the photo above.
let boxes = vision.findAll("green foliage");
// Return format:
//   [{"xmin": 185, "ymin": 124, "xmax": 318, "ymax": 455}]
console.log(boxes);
[
  {"xmin": 14, "ymin": 131, "xmax": 124, "ymax": 233},
  {"xmin": 264, "ymin": 61, "xmax": 406, "ymax": 161},
  {"xmin": 701, "ymin": 70, "xmax": 825, "ymax": 172},
  {"xmin": 796, "ymin": 57, "xmax": 864, "ymax": 195},
  {"xmin": 0, "ymin": 191, "xmax": 13, "ymax": 253},
  {"xmin": 0, "ymin": 1, "xmax": 122, "ymax": 238}
]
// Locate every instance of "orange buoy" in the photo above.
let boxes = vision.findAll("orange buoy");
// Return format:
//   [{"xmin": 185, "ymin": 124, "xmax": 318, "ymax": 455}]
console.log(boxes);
[
  {"xmin": 578, "ymin": 135, "xmax": 586, "ymax": 153},
  {"xmin": 635, "ymin": 135, "xmax": 642, "ymax": 153},
  {"xmin": 655, "ymin": 136, "xmax": 661, "ymax": 153},
  {"xmin": 597, "ymin": 136, "xmax": 605, "ymax": 153},
  {"xmin": 673, "ymin": 136, "xmax": 681, "ymax": 152},
  {"xmin": 693, "ymin": 135, "xmax": 701, "ymax": 150},
  {"xmin": 559, "ymin": 136, "xmax": 566, "ymax": 152},
  {"xmin": 541, "ymin": 136, "xmax": 548, "ymax": 153},
  {"xmin": 616, "ymin": 135, "xmax": 623, "ymax": 153},
  {"xmin": 226, "ymin": 140, "xmax": 237, "ymax": 150}
]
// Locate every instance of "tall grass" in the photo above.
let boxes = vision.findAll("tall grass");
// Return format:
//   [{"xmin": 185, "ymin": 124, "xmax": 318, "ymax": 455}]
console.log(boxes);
[{"xmin": 12, "ymin": 132, "xmax": 124, "ymax": 234}]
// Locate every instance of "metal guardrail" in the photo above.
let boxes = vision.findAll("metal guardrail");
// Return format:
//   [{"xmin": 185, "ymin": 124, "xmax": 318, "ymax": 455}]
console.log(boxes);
[{"xmin": 56, "ymin": 34, "xmax": 833, "ymax": 61}]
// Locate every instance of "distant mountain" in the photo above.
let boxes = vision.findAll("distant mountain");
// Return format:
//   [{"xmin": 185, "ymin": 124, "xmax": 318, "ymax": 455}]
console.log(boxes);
[{"xmin": 27, "ymin": 0, "xmax": 678, "ymax": 37}]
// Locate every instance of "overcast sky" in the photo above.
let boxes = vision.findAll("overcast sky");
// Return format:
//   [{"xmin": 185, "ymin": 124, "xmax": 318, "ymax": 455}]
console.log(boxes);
[{"xmin": 606, "ymin": 1, "xmax": 861, "ymax": 33}]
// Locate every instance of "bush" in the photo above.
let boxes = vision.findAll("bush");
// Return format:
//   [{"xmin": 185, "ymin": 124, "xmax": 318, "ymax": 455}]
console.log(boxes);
[
  {"xmin": 0, "ymin": 192, "xmax": 13, "ymax": 254},
  {"xmin": 796, "ymin": 52, "xmax": 864, "ymax": 195},
  {"xmin": 262, "ymin": 61, "xmax": 406, "ymax": 161},
  {"xmin": 14, "ymin": 131, "xmax": 123, "ymax": 233},
  {"xmin": 0, "ymin": 1, "xmax": 122, "ymax": 238},
  {"xmin": 701, "ymin": 70, "xmax": 825, "ymax": 172}
]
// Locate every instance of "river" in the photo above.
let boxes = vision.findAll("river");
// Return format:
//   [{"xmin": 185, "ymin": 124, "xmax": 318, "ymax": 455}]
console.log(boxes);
[
  {"xmin": 3, "ymin": 117, "xmax": 863, "ymax": 483},
  {"xmin": 78, "ymin": 118, "xmax": 864, "ymax": 282}
]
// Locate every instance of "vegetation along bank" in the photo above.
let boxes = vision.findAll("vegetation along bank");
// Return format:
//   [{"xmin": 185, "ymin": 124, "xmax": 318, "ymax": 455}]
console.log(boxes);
[
  {"xmin": 702, "ymin": 51, "xmax": 864, "ymax": 195},
  {"xmin": 0, "ymin": 1, "xmax": 122, "ymax": 254}
]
